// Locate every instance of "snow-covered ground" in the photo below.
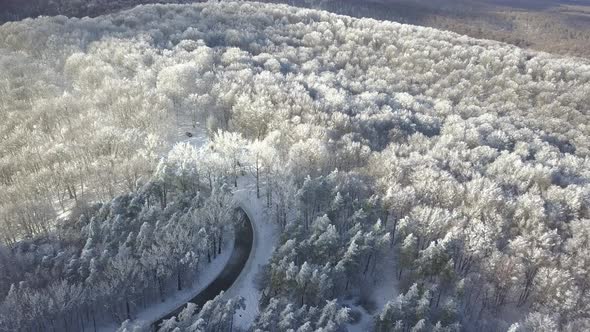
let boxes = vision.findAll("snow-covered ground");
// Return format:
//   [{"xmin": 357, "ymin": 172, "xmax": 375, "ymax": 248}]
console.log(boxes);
[
  {"xmin": 345, "ymin": 301, "xmax": 374, "ymax": 332},
  {"xmin": 93, "ymin": 120, "xmax": 284, "ymax": 330},
  {"xmin": 346, "ymin": 248, "xmax": 400, "ymax": 331},
  {"xmin": 111, "ymin": 123, "xmax": 279, "ymax": 331},
  {"xmin": 97, "ymin": 231, "xmax": 235, "ymax": 331},
  {"xmin": 371, "ymin": 251, "xmax": 400, "ymax": 310},
  {"xmin": 224, "ymin": 177, "xmax": 280, "ymax": 330},
  {"xmin": 176, "ymin": 121, "xmax": 280, "ymax": 328},
  {"xmin": 89, "ymin": 117, "xmax": 383, "ymax": 330},
  {"xmin": 169, "ymin": 119, "xmax": 209, "ymax": 151},
  {"xmin": 173, "ymin": 120, "xmax": 280, "ymax": 329},
  {"xmin": 97, "ymin": 123, "xmax": 224, "ymax": 331}
]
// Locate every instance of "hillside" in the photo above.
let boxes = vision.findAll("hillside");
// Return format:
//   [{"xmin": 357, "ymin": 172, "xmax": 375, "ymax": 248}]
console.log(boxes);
[
  {"xmin": 0, "ymin": 2, "xmax": 589, "ymax": 331},
  {"xmin": 262, "ymin": 0, "xmax": 590, "ymax": 59}
]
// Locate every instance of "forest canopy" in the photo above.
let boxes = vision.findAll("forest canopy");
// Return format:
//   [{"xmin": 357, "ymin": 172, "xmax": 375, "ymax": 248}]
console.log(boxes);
[{"xmin": 0, "ymin": 1, "xmax": 589, "ymax": 331}]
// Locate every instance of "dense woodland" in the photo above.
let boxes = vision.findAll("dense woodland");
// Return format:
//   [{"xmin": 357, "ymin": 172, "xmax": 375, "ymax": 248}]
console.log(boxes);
[
  {"xmin": 0, "ymin": 144, "xmax": 237, "ymax": 331},
  {"xmin": 1, "ymin": 1, "xmax": 590, "ymax": 331}
]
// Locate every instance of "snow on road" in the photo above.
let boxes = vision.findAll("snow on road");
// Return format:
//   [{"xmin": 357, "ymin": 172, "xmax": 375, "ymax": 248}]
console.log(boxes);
[
  {"xmin": 98, "ymin": 125, "xmax": 223, "ymax": 331},
  {"xmin": 178, "ymin": 123, "xmax": 280, "ymax": 329},
  {"xmin": 109, "ymin": 176, "xmax": 277, "ymax": 332},
  {"xmin": 224, "ymin": 177, "xmax": 279, "ymax": 329},
  {"xmin": 97, "ymin": 232, "xmax": 235, "ymax": 331},
  {"xmin": 103, "ymin": 124, "xmax": 278, "ymax": 331}
]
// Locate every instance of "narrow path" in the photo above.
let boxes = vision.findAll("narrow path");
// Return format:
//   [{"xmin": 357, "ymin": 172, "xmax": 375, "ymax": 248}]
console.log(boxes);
[{"xmin": 151, "ymin": 207, "xmax": 254, "ymax": 330}]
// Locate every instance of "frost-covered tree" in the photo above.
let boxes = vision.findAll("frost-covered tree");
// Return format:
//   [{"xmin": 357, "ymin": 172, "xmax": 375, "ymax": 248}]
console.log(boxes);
[{"xmin": 2, "ymin": 1, "xmax": 590, "ymax": 331}]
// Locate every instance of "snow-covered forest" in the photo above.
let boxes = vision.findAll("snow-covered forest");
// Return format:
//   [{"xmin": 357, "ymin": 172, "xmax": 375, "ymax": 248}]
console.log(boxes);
[{"xmin": 1, "ymin": 1, "xmax": 589, "ymax": 331}]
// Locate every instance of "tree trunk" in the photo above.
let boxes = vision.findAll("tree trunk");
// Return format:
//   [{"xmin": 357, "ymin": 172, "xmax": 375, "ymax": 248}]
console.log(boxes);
[
  {"xmin": 92, "ymin": 310, "xmax": 97, "ymax": 332},
  {"xmin": 57, "ymin": 191, "xmax": 65, "ymax": 211},
  {"xmin": 67, "ymin": 185, "xmax": 74, "ymax": 200},
  {"xmin": 256, "ymin": 163, "xmax": 260, "ymax": 199},
  {"xmin": 158, "ymin": 278, "xmax": 165, "ymax": 302},
  {"xmin": 391, "ymin": 218, "xmax": 398, "ymax": 247},
  {"xmin": 212, "ymin": 237, "xmax": 217, "ymax": 259},
  {"xmin": 177, "ymin": 266, "xmax": 183, "ymax": 291},
  {"xmin": 363, "ymin": 252, "xmax": 373, "ymax": 275},
  {"xmin": 301, "ymin": 282, "xmax": 308, "ymax": 306},
  {"xmin": 159, "ymin": 184, "xmax": 167, "ymax": 209},
  {"xmin": 126, "ymin": 299, "xmax": 132, "ymax": 320}
]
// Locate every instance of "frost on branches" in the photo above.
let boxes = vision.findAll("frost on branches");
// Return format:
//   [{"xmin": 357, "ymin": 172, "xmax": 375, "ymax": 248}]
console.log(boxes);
[{"xmin": 0, "ymin": 2, "xmax": 589, "ymax": 331}]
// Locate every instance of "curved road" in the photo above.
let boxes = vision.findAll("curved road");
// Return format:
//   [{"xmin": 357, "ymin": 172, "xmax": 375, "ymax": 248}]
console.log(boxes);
[{"xmin": 152, "ymin": 207, "xmax": 254, "ymax": 330}]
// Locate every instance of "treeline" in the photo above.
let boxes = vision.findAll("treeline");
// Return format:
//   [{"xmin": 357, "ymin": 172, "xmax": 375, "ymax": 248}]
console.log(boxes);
[
  {"xmin": 0, "ymin": 146, "xmax": 236, "ymax": 332},
  {"xmin": 132, "ymin": 292, "xmax": 245, "ymax": 332},
  {"xmin": 148, "ymin": 293, "xmax": 352, "ymax": 332}
]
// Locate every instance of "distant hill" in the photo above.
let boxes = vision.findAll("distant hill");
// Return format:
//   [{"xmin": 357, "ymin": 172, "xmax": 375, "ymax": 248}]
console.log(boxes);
[
  {"xmin": 2, "ymin": 0, "xmax": 589, "ymax": 58},
  {"xmin": 262, "ymin": 0, "xmax": 590, "ymax": 58},
  {"xmin": 0, "ymin": 0, "xmax": 196, "ymax": 23}
]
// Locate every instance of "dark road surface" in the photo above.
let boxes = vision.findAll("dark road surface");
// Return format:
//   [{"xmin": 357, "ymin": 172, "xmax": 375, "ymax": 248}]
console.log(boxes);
[{"xmin": 152, "ymin": 207, "xmax": 254, "ymax": 330}]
